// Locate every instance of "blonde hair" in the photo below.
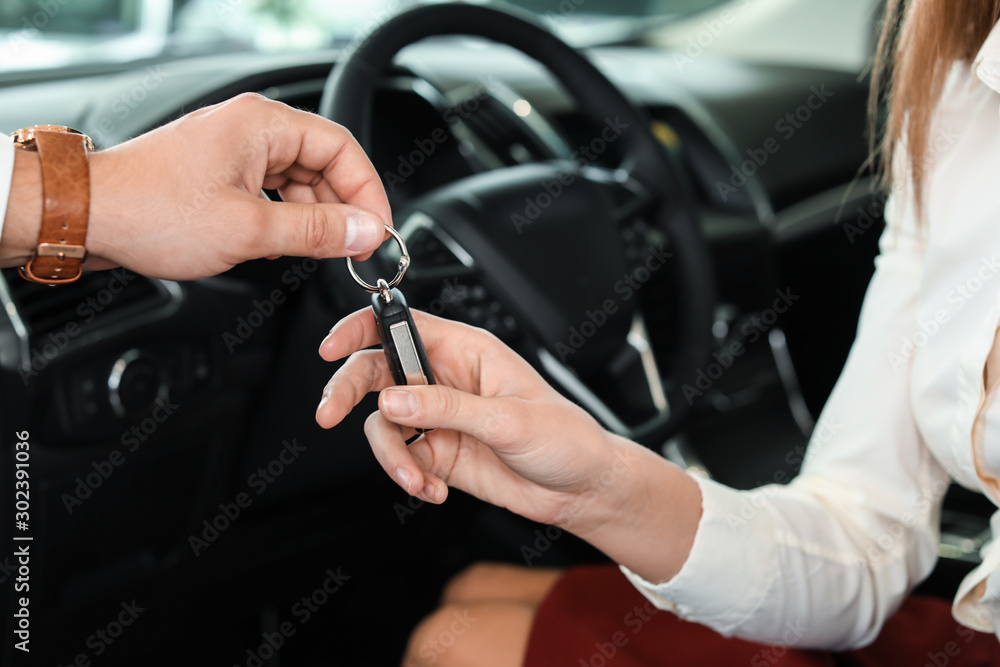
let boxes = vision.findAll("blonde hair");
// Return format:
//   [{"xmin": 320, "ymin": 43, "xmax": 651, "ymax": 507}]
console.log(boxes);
[{"xmin": 871, "ymin": 0, "xmax": 1000, "ymax": 205}]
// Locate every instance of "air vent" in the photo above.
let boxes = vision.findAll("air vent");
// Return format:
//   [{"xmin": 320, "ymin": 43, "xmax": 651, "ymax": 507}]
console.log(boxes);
[{"xmin": 1, "ymin": 268, "xmax": 166, "ymax": 337}]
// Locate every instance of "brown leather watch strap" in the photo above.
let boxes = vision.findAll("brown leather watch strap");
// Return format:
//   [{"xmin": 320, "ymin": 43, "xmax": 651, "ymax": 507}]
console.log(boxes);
[{"xmin": 18, "ymin": 131, "xmax": 91, "ymax": 284}]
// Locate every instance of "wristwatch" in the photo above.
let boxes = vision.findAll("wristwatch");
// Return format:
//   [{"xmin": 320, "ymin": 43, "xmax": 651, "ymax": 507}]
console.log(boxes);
[{"xmin": 11, "ymin": 125, "xmax": 95, "ymax": 285}]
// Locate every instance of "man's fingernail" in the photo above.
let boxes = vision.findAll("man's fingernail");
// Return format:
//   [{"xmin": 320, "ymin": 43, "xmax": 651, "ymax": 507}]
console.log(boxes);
[
  {"xmin": 395, "ymin": 467, "xmax": 413, "ymax": 494},
  {"xmin": 344, "ymin": 213, "xmax": 384, "ymax": 253},
  {"xmin": 383, "ymin": 389, "xmax": 416, "ymax": 418}
]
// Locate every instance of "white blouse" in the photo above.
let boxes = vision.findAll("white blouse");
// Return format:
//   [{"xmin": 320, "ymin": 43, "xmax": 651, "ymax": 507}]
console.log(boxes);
[{"xmin": 623, "ymin": 24, "xmax": 1000, "ymax": 649}]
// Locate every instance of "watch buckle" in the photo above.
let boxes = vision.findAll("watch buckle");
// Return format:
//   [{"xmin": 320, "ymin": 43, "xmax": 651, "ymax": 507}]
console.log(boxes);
[
  {"xmin": 19, "ymin": 251, "xmax": 86, "ymax": 285},
  {"xmin": 11, "ymin": 125, "xmax": 96, "ymax": 152},
  {"xmin": 37, "ymin": 242, "xmax": 87, "ymax": 260}
]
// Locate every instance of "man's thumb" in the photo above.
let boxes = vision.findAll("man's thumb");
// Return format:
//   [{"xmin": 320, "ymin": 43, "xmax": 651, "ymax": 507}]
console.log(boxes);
[{"xmin": 258, "ymin": 201, "xmax": 386, "ymax": 259}]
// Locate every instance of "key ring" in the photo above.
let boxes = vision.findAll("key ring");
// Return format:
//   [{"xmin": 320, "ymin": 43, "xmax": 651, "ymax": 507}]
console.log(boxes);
[{"xmin": 346, "ymin": 224, "xmax": 411, "ymax": 295}]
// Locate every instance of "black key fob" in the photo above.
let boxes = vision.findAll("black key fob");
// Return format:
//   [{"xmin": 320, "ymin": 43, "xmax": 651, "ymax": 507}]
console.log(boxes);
[{"xmin": 372, "ymin": 287, "xmax": 436, "ymax": 387}]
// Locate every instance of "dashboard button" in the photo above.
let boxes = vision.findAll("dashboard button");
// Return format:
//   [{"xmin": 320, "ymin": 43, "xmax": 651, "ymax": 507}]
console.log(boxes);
[{"xmin": 107, "ymin": 349, "xmax": 169, "ymax": 419}]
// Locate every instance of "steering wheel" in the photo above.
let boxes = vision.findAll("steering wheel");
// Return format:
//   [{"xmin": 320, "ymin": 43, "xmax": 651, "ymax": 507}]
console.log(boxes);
[{"xmin": 318, "ymin": 2, "xmax": 715, "ymax": 446}]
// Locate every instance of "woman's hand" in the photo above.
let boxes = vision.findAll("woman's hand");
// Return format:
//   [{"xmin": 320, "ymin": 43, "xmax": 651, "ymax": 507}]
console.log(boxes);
[
  {"xmin": 316, "ymin": 309, "xmax": 704, "ymax": 583},
  {"xmin": 3, "ymin": 93, "xmax": 392, "ymax": 278},
  {"xmin": 314, "ymin": 308, "xmax": 628, "ymax": 531}
]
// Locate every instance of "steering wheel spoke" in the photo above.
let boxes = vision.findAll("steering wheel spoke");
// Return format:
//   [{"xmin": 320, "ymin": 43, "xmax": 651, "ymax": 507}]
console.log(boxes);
[
  {"xmin": 578, "ymin": 166, "xmax": 659, "ymax": 227},
  {"xmin": 533, "ymin": 311, "xmax": 675, "ymax": 442}
]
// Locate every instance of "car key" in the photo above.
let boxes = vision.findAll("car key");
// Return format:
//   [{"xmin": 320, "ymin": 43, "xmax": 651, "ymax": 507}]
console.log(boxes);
[
  {"xmin": 371, "ymin": 280, "xmax": 436, "ymax": 387},
  {"xmin": 346, "ymin": 225, "xmax": 437, "ymax": 390}
]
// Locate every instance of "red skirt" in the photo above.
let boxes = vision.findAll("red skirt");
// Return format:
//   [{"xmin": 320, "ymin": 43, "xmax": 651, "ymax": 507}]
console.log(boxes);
[{"xmin": 523, "ymin": 565, "xmax": 1000, "ymax": 667}]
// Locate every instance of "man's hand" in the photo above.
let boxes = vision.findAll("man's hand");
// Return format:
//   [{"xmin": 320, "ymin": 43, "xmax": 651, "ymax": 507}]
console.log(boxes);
[{"xmin": 2, "ymin": 93, "xmax": 392, "ymax": 279}]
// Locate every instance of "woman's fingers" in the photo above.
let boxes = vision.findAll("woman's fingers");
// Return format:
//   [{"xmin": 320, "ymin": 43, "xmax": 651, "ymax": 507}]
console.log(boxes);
[
  {"xmin": 366, "ymin": 411, "xmax": 511, "ymax": 507},
  {"xmin": 320, "ymin": 308, "xmax": 491, "ymax": 363},
  {"xmin": 315, "ymin": 349, "xmax": 393, "ymax": 428},
  {"xmin": 406, "ymin": 436, "xmax": 453, "ymax": 503},
  {"xmin": 364, "ymin": 411, "xmax": 421, "ymax": 495},
  {"xmin": 318, "ymin": 307, "xmax": 380, "ymax": 362},
  {"xmin": 364, "ymin": 411, "xmax": 449, "ymax": 504},
  {"xmin": 378, "ymin": 384, "xmax": 524, "ymax": 450},
  {"xmin": 314, "ymin": 309, "xmax": 487, "ymax": 428}
]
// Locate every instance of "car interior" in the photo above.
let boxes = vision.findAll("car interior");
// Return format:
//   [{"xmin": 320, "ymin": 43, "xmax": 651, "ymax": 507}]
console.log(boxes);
[{"xmin": 1, "ymin": 0, "xmax": 995, "ymax": 664}]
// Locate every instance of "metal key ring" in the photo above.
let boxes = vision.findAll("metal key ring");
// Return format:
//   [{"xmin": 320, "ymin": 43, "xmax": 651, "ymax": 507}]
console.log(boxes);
[{"xmin": 346, "ymin": 224, "xmax": 411, "ymax": 293}]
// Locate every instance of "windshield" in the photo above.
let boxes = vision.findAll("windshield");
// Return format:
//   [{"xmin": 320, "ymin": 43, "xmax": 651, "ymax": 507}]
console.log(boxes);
[{"xmin": 0, "ymin": 0, "xmax": 729, "ymax": 75}]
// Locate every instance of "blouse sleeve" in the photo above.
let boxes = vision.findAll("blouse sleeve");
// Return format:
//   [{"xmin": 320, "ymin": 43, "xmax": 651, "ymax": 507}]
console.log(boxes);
[{"xmin": 621, "ymin": 176, "xmax": 952, "ymax": 649}]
